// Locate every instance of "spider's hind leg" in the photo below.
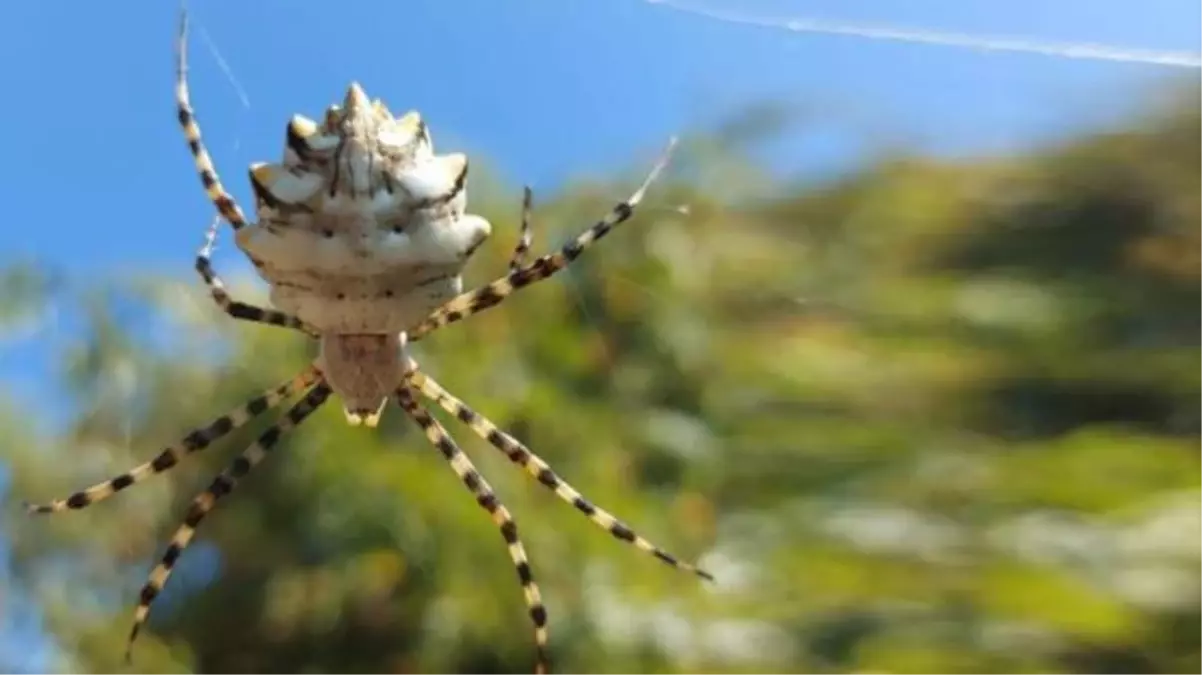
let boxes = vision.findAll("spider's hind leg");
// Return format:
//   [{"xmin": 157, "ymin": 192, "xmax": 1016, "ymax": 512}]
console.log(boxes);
[
  {"xmin": 195, "ymin": 216, "xmax": 315, "ymax": 335},
  {"xmin": 125, "ymin": 380, "xmax": 333, "ymax": 661},
  {"xmin": 408, "ymin": 138, "xmax": 676, "ymax": 342},
  {"xmin": 25, "ymin": 366, "xmax": 322, "ymax": 515},
  {"xmin": 175, "ymin": 10, "xmax": 249, "ymax": 232},
  {"xmin": 509, "ymin": 186, "xmax": 535, "ymax": 272},
  {"xmin": 394, "ymin": 385, "xmax": 550, "ymax": 675},
  {"xmin": 176, "ymin": 12, "xmax": 312, "ymax": 336}
]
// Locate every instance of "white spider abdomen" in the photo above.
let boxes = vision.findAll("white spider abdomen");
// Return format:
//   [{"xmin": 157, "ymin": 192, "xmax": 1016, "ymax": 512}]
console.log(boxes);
[
  {"xmin": 230, "ymin": 83, "xmax": 494, "ymax": 334},
  {"xmin": 236, "ymin": 211, "xmax": 489, "ymax": 277},
  {"xmin": 239, "ymin": 211, "xmax": 489, "ymax": 333},
  {"xmin": 269, "ymin": 271, "xmax": 465, "ymax": 334}
]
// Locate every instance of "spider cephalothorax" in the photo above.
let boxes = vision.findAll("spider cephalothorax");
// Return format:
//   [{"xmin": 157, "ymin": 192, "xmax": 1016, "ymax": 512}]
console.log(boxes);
[{"xmin": 25, "ymin": 10, "xmax": 709, "ymax": 675}]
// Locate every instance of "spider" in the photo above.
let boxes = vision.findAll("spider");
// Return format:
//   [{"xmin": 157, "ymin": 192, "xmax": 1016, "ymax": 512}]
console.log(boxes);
[{"xmin": 24, "ymin": 9, "xmax": 712, "ymax": 675}]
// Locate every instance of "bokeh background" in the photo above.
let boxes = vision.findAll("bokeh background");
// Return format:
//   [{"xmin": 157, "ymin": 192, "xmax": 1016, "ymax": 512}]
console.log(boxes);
[{"xmin": 0, "ymin": 0, "xmax": 1198, "ymax": 672}]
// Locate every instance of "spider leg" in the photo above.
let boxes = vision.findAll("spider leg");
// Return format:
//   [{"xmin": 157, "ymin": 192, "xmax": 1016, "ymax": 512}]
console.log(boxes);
[
  {"xmin": 407, "ymin": 138, "xmax": 677, "ymax": 342},
  {"xmin": 509, "ymin": 186, "xmax": 535, "ymax": 273},
  {"xmin": 406, "ymin": 367, "xmax": 713, "ymax": 582},
  {"xmin": 176, "ymin": 11, "xmax": 312, "ymax": 336},
  {"xmin": 125, "ymin": 380, "xmax": 333, "ymax": 662},
  {"xmin": 394, "ymin": 385, "xmax": 550, "ymax": 675},
  {"xmin": 195, "ymin": 216, "xmax": 317, "ymax": 336},
  {"xmin": 175, "ymin": 10, "xmax": 250, "ymax": 232},
  {"xmin": 25, "ymin": 365, "xmax": 322, "ymax": 515}
]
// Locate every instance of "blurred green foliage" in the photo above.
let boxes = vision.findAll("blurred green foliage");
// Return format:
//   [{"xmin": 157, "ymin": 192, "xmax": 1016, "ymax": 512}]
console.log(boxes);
[{"xmin": 2, "ymin": 84, "xmax": 1198, "ymax": 674}]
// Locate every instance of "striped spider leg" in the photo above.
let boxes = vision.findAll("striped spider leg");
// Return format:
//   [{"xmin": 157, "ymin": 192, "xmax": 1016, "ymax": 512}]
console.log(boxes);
[
  {"xmin": 510, "ymin": 186, "xmax": 535, "ymax": 272},
  {"xmin": 125, "ymin": 379, "xmax": 334, "ymax": 659},
  {"xmin": 407, "ymin": 137, "xmax": 676, "ymax": 343},
  {"xmin": 405, "ymin": 364, "xmax": 712, "ymax": 581},
  {"xmin": 393, "ymin": 385, "xmax": 551, "ymax": 675},
  {"xmin": 24, "ymin": 365, "xmax": 322, "ymax": 515},
  {"xmin": 196, "ymin": 215, "xmax": 317, "ymax": 337},
  {"xmin": 176, "ymin": 12, "xmax": 311, "ymax": 335},
  {"xmin": 24, "ymin": 357, "xmax": 329, "ymax": 660},
  {"xmin": 396, "ymin": 363, "xmax": 713, "ymax": 674}
]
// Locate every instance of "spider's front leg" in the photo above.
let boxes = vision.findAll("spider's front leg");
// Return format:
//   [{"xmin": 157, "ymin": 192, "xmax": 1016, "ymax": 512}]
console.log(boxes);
[
  {"xmin": 126, "ymin": 379, "xmax": 333, "ymax": 661},
  {"xmin": 407, "ymin": 138, "xmax": 677, "ymax": 342},
  {"xmin": 25, "ymin": 365, "xmax": 322, "ymax": 515},
  {"xmin": 176, "ymin": 12, "xmax": 313, "ymax": 337},
  {"xmin": 393, "ymin": 385, "xmax": 550, "ymax": 675},
  {"xmin": 405, "ymin": 365, "xmax": 713, "ymax": 582}
]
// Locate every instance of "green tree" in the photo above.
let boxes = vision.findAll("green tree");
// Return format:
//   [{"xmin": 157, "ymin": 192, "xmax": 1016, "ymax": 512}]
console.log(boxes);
[{"xmin": 3, "ymin": 83, "xmax": 1197, "ymax": 674}]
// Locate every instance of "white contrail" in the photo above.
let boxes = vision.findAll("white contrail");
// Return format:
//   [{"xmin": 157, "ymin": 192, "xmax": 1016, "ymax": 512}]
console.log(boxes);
[{"xmin": 646, "ymin": 0, "xmax": 1202, "ymax": 69}]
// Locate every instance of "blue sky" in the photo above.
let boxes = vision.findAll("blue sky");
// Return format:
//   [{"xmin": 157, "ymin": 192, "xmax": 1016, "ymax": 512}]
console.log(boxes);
[
  {"xmin": 0, "ymin": 0, "xmax": 1198, "ymax": 670},
  {"xmin": 0, "ymin": 0, "xmax": 1197, "ymax": 275}
]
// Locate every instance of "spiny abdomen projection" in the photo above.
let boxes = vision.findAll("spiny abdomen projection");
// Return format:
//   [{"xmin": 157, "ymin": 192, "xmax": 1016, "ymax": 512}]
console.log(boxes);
[{"xmin": 235, "ymin": 82, "xmax": 492, "ymax": 334}]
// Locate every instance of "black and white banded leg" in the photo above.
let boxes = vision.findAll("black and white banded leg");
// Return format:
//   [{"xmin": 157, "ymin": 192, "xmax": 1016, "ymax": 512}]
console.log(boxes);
[
  {"xmin": 406, "ymin": 366, "xmax": 712, "ymax": 582},
  {"xmin": 510, "ymin": 186, "xmax": 535, "ymax": 272},
  {"xmin": 195, "ymin": 216, "xmax": 315, "ymax": 335},
  {"xmin": 407, "ymin": 138, "xmax": 677, "ymax": 342},
  {"xmin": 393, "ymin": 385, "xmax": 550, "ymax": 675},
  {"xmin": 176, "ymin": 12, "xmax": 311, "ymax": 335},
  {"xmin": 175, "ymin": 11, "xmax": 248, "ymax": 233},
  {"xmin": 125, "ymin": 381, "xmax": 333, "ymax": 661},
  {"xmin": 25, "ymin": 366, "xmax": 322, "ymax": 515}
]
